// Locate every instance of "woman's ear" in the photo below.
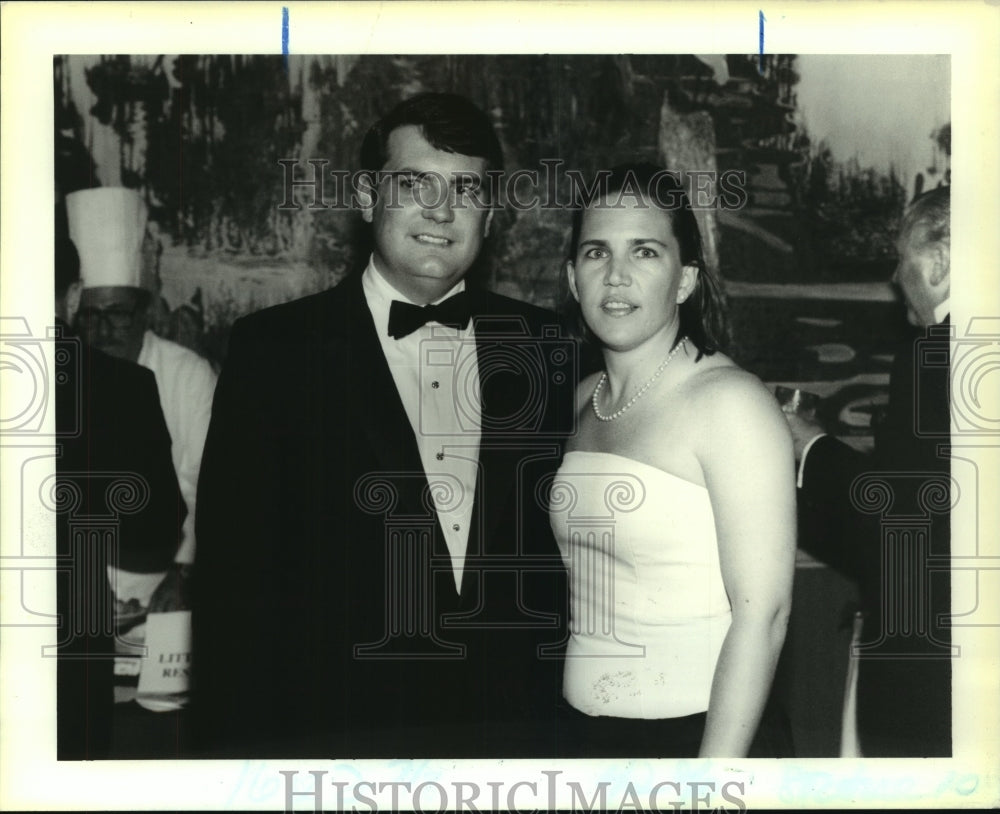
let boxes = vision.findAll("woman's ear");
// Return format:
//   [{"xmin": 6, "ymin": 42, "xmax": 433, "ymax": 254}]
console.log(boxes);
[
  {"xmin": 565, "ymin": 259, "xmax": 580, "ymax": 302},
  {"xmin": 677, "ymin": 264, "xmax": 700, "ymax": 304}
]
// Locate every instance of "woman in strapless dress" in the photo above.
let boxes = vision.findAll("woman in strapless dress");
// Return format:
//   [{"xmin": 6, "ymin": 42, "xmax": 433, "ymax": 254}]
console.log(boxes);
[{"xmin": 551, "ymin": 163, "xmax": 796, "ymax": 757}]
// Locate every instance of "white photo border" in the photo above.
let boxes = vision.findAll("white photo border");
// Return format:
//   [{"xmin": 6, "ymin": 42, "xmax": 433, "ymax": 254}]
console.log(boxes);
[{"xmin": 2, "ymin": 1, "xmax": 998, "ymax": 810}]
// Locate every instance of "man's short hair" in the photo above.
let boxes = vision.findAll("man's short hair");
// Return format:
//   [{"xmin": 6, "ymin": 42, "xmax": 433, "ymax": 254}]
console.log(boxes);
[
  {"xmin": 55, "ymin": 236, "xmax": 80, "ymax": 301},
  {"xmin": 359, "ymin": 92, "xmax": 504, "ymax": 175},
  {"xmin": 902, "ymin": 185, "xmax": 950, "ymax": 250}
]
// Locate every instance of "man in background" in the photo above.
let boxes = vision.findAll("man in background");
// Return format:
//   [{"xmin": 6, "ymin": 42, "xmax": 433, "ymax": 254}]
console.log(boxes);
[
  {"xmin": 66, "ymin": 188, "xmax": 216, "ymax": 750},
  {"xmin": 54, "ymin": 233, "xmax": 184, "ymax": 758},
  {"xmin": 787, "ymin": 186, "xmax": 952, "ymax": 757},
  {"xmin": 67, "ymin": 187, "xmax": 217, "ymax": 577}
]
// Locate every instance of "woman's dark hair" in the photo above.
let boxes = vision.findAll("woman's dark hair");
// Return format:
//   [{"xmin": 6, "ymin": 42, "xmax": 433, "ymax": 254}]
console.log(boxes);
[{"xmin": 567, "ymin": 162, "xmax": 728, "ymax": 360}]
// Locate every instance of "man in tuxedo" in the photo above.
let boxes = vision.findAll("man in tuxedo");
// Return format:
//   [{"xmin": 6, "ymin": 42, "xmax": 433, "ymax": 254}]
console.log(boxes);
[
  {"xmin": 54, "ymin": 235, "xmax": 185, "ymax": 758},
  {"xmin": 193, "ymin": 93, "xmax": 573, "ymax": 757},
  {"xmin": 788, "ymin": 185, "xmax": 952, "ymax": 756}
]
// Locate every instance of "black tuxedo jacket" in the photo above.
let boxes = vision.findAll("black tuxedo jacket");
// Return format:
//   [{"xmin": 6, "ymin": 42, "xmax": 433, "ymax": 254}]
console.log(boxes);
[
  {"xmin": 55, "ymin": 321, "xmax": 185, "ymax": 759},
  {"xmin": 192, "ymin": 274, "xmax": 574, "ymax": 758},
  {"xmin": 798, "ymin": 319, "xmax": 951, "ymax": 756}
]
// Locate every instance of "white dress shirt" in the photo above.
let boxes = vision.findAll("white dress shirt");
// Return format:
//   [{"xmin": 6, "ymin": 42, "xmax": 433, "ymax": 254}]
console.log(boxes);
[
  {"xmin": 362, "ymin": 259, "xmax": 481, "ymax": 592},
  {"xmin": 933, "ymin": 296, "xmax": 950, "ymax": 325}
]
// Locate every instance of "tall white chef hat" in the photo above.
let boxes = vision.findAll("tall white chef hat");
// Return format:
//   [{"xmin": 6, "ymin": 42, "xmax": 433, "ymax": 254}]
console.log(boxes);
[{"xmin": 65, "ymin": 187, "xmax": 157, "ymax": 293}]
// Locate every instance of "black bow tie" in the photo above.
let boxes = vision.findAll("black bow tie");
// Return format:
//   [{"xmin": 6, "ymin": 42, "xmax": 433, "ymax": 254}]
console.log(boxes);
[{"xmin": 387, "ymin": 292, "xmax": 472, "ymax": 339}]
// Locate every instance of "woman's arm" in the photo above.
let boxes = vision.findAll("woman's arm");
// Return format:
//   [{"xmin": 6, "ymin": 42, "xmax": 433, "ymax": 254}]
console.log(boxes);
[{"xmin": 695, "ymin": 370, "xmax": 797, "ymax": 757}]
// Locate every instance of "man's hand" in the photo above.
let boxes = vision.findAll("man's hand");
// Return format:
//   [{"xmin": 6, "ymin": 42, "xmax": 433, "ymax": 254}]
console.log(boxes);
[
  {"xmin": 784, "ymin": 410, "xmax": 825, "ymax": 463},
  {"xmin": 147, "ymin": 564, "xmax": 192, "ymax": 614}
]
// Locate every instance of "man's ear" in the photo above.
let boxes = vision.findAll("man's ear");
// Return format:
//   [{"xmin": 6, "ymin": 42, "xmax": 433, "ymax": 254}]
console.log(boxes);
[
  {"xmin": 565, "ymin": 260, "xmax": 580, "ymax": 302},
  {"xmin": 677, "ymin": 264, "xmax": 700, "ymax": 304},
  {"xmin": 927, "ymin": 241, "xmax": 950, "ymax": 288},
  {"xmin": 357, "ymin": 172, "xmax": 377, "ymax": 224},
  {"xmin": 133, "ymin": 289, "xmax": 155, "ymax": 330},
  {"xmin": 64, "ymin": 281, "xmax": 82, "ymax": 324}
]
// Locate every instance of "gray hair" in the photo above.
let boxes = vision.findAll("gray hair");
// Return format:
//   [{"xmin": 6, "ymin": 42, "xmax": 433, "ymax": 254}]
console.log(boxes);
[{"xmin": 901, "ymin": 185, "xmax": 950, "ymax": 249}]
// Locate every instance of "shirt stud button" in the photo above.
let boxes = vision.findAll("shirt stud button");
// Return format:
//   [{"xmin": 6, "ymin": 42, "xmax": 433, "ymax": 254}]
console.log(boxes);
[
  {"xmin": 452, "ymin": 524, "xmax": 460, "ymax": 532},
  {"xmin": 431, "ymin": 380, "xmax": 440, "ymax": 389},
  {"xmin": 436, "ymin": 452, "xmax": 444, "ymax": 461}
]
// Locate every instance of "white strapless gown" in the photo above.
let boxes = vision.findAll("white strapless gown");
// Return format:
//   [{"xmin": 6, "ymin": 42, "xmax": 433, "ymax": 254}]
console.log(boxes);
[{"xmin": 549, "ymin": 450, "xmax": 732, "ymax": 718}]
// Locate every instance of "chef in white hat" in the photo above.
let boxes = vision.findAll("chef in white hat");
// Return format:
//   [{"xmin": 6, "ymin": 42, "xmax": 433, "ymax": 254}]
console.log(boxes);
[
  {"xmin": 68, "ymin": 187, "xmax": 158, "ymax": 362},
  {"xmin": 67, "ymin": 188, "xmax": 218, "ymax": 713}
]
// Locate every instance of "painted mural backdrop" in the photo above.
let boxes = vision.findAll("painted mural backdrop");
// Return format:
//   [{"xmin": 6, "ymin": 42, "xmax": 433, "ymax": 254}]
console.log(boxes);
[{"xmin": 54, "ymin": 53, "xmax": 950, "ymax": 448}]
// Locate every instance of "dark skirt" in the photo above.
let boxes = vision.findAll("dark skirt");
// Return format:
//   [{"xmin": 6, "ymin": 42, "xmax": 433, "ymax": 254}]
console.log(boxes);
[
  {"xmin": 557, "ymin": 703, "xmax": 707, "ymax": 758},
  {"xmin": 556, "ymin": 697, "xmax": 793, "ymax": 758}
]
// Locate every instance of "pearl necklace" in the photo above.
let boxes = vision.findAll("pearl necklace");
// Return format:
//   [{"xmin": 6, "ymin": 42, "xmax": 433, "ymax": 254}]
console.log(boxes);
[{"xmin": 591, "ymin": 337, "xmax": 688, "ymax": 422}]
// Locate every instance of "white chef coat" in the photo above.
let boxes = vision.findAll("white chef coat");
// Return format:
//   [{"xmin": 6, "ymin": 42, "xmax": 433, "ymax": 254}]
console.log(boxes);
[{"xmin": 137, "ymin": 329, "xmax": 217, "ymax": 565}]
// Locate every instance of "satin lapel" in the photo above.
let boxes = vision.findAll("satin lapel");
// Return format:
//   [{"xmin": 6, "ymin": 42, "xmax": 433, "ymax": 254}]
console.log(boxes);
[
  {"xmin": 335, "ymin": 276, "xmax": 464, "ymax": 613},
  {"xmin": 467, "ymin": 290, "xmax": 523, "ymax": 561},
  {"xmin": 327, "ymin": 274, "xmax": 426, "ymax": 484}
]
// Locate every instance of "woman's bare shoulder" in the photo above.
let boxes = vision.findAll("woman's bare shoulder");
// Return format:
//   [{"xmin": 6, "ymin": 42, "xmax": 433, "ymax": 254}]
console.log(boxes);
[
  {"xmin": 686, "ymin": 353, "xmax": 772, "ymax": 404},
  {"xmin": 681, "ymin": 354, "xmax": 789, "ymax": 449}
]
